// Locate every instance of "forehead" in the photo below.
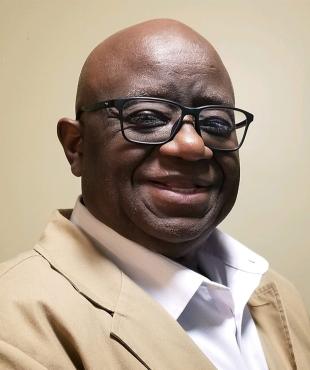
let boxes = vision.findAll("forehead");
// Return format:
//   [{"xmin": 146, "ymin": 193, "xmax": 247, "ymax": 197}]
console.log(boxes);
[{"xmin": 88, "ymin": 32, "xmax": 234, "ymax": 107}]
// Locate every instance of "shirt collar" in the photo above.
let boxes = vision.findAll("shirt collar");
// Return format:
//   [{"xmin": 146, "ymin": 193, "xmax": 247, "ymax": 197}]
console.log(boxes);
[{"xmin": 70, "ymin": 197, "xmax": 268, "ymax": 319}]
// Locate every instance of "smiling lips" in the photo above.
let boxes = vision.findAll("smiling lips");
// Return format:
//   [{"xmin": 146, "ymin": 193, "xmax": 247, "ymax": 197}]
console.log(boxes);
[
  {"xmin": 142, "ymin": 175, "xmax": 213, "ymax": 209},
  {"xmin": 150, "ymin": 179, "xmax": 209, "ymax": 194}
]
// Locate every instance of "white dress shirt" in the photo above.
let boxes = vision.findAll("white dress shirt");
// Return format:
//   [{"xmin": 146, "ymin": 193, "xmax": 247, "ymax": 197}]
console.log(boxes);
[{"xmin": 71, "ymin": 198, "xmax": 269, "ymax": 370}]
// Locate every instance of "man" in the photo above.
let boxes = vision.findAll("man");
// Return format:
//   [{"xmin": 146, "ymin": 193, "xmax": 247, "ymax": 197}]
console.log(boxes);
[{"xmin": 0, "ymin": 19, "xmax": 309, "ymax": 369}]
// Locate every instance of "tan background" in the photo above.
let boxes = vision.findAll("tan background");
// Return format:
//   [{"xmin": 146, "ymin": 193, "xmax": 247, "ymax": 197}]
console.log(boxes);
[{"xmin": 1, "ymin": 0, "xmax": 309, "ymax": 309}]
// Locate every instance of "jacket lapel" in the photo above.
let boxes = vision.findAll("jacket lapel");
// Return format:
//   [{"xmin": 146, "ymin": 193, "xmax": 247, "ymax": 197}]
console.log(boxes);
[
  {"xmin": 249, "ymin": 277, "xmax": 296, "ymax": 370},
  {"xmin": 35, "ymin": 210, "xmax": 215, "ymax": 370},
  {"xmin": 111, "ymin": 272, "xmax": 215, "ymax": 370},
  {"xmin": 35, "ymin": 210, "xmax": 122, "ymax": 313}
]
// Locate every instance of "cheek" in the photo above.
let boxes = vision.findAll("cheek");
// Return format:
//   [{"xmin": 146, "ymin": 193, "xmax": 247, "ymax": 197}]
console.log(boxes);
[
  {"xmin": 227, "ymin": 154, "xmax": 240, "ymax": 184},
  {"xmin": 216, "ymin": 153, "xmax": 240, "ymax": 209},
  {"xmin": 215, "ymin": 151, "xmax": 240, "ymax": 183},
  {"xmin": 82, "ymin": 123, "xmax": 124, "ymax": 181},
  {"xmin": 82, "ymin": 125, "xmax": 152, "ymax": 201}
]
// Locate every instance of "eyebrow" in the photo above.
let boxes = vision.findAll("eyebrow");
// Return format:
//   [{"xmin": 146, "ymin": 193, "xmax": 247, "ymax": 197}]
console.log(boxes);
[
  {"xmin": 126, "ymin": 89, "xmax": 233, "ymax": 107},
  {"xmin": 194, "ymin": 94, "xmax": 234, "ymax": 107}
]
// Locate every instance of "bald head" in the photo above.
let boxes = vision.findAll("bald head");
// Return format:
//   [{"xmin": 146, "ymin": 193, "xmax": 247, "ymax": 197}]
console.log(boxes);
[{"xmin": 75, "ymin": 19, "xmax": 234, "ymax": 115}]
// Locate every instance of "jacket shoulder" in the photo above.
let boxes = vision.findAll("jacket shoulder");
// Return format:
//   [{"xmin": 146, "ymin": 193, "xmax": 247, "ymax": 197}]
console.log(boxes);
[
  {"xmin": 262, "ymin": 268, "xmax": 308, "ymax": 308},
  {"xmin": 0, "ymin": 248, "xmax": 68, "ymax": 302},
  {"xmin": 0, "ymin": 249, "xmax": 115, "ymax": 369},
  {"xmin": 0, "ymin": 249, "xmax": 41, "ymax": 277},
  {"xmin": 257, "ymin": 268, "xmax": 310, "ymax": 367},
  {"xmin": 258, "ymin": 268, "xmax": 309, "ymax": 321}
]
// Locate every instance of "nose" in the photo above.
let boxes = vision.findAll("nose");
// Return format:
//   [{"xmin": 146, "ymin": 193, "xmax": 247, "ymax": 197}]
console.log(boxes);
[{"xmin": 159, "ymin": 116, "xmax": 213, "ymax": 161}]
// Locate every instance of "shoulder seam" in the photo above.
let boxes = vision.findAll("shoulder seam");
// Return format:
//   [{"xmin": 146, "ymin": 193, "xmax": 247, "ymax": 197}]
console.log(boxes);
[{"xmin": 0, "ymin": 252, "xmax": 41, "ymax": 279}]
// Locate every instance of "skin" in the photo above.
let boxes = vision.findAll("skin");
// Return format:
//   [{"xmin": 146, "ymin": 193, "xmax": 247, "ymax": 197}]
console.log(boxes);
[{"xmin": 58, "ymin": 19, "xmax": 240, "ymax": 269}]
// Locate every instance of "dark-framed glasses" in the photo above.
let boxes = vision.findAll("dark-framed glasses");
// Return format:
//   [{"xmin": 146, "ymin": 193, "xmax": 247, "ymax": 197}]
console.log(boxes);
[{"xmin": 77, "ymin": 97, "xmax": 254, "ymax": 151}]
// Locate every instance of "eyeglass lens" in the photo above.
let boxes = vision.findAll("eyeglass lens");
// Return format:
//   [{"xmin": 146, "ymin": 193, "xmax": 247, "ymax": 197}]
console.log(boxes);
[{"xmin": 121, "ymin": 99, "xmax": 247, "ymax": 150}]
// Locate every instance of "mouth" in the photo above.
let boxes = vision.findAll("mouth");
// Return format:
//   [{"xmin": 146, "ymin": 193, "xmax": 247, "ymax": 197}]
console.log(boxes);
[
  {"xmin": 149, "ymin": 180, "xmax": 209, "ymax": 194},
  {"xmin": 139, "ymin": 176, "xmax": 214, "ymax": 217}
]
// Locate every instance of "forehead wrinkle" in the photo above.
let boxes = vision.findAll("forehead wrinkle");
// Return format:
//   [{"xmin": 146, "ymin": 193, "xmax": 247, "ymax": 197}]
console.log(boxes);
[
  {"xmin": 91, "ymin": 61, "xmax": 233, "ymax": 106},
  {"xmin": 126, "ymin": 67, "xmax": 233, "ymax": 106}
]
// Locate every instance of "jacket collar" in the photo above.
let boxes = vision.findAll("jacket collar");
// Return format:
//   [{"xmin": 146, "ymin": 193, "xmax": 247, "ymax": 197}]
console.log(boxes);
[{"xmin": 34, "ymin": 210, "xmax": 215, "ymax": 369}]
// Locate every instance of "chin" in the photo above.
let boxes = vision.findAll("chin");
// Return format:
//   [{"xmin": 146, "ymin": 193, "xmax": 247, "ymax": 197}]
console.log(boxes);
[
  {"xmin": 150, "ymin": 230, "xmax": 209, "ymax": 259},
  {"xmin": 134, "ymin": 197, "xmax": 237, "ymax": 258},
  {"xmin": 134, "ymin": 215, "xmax": 215, "ymax": 255}
]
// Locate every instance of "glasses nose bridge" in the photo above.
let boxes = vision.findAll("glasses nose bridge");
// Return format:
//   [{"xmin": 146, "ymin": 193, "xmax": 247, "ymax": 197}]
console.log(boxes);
[{"xmin": 178, "ymin": 106, "xmax": 201, "ymax": 134}]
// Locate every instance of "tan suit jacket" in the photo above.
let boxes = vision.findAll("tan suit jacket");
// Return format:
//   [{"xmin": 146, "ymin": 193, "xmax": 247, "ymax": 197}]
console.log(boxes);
[{"xmin": 0, "ymin": 210, "xmax": 309, "ymax": 369}]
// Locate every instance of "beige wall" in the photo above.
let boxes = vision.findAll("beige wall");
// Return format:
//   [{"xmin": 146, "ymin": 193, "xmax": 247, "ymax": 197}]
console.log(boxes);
[{"xmin": 1, "ymin": 0, "xmax": 309, "ymax": 308}]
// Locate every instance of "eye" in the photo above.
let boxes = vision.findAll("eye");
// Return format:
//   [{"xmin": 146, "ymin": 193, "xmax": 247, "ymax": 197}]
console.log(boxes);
[
  {"xmin": 125, "ymin": 110, "xmax": 169, "ymax": 129},
  {"xmin": 200, "ymin": 116, "xmax": 234, "ymax": 137}
]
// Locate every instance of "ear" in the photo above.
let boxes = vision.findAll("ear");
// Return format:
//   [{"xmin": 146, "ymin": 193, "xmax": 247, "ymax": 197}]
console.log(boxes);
[{"xmin": 57, "ymin": 118, "xmax": 83, "ymax": 177}]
